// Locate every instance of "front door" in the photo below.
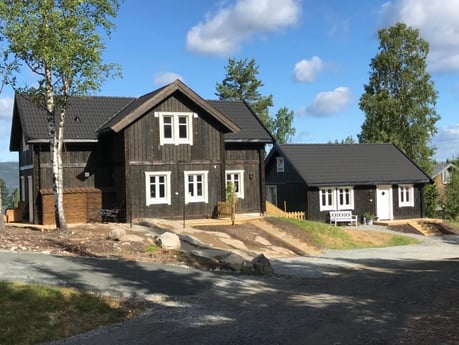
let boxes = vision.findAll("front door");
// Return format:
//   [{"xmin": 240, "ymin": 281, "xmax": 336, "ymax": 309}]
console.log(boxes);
[{"xmin": 376, "ymin": 185, "xmax": 392, "ymax": 220}]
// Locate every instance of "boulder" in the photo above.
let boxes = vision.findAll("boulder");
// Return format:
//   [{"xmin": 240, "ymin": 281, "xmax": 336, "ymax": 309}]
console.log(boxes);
[
  {"xmin": 107, "ymin": 228, "xmax": 126, "ymax": 241},
  {"xmin": 219, "ymin": 252, "xmax": 248, "ymax": 272},
  {"xmin": 156, "ymin": 232, "xmax": 181, "ymax": 250},
  {"xmin": 252, "ymin": 253, "xmax": 274, "ymax": 275}
]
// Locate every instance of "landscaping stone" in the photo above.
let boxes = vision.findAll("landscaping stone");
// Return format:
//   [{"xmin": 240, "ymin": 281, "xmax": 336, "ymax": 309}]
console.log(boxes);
[
  {"xmin": 155, "ymin": 232, "xmax": 181, "ymax": 250},
  {"xmin": 252, "ymin": 253, "xmax": 274, "ymax": 275},
  {"xmin": 107, "ymin": 228, "xmax": 126, "ymax": 241}
]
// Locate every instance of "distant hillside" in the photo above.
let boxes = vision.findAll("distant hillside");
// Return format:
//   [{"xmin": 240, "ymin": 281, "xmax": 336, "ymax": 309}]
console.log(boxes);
[{"xmin": 0, "ymin": 162, "xmax": 19, "ymax": 190}]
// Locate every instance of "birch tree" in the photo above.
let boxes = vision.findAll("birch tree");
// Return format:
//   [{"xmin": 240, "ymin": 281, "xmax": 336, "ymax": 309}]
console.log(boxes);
[{"xmin": 0, "ymin": 0, "xmax": 121, "ymax": 230}]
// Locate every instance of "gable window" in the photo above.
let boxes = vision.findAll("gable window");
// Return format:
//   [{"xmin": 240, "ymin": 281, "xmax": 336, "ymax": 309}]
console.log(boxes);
[
  {"xmin": 442, "ymin": 169, "xmax": 452, "ymax": 184},
  {"xmin": 276, "ymin": 157, "xmax": 284, "ymax": 172},
  {"xmin": 226, "ymin": 170, "xmax": 244, "ymax": 199},
  {"xmin": 185, "ymin": 171, "xmax": 208, "ymax": 204},
  {"xmin": 157, "ymin": 112, "xmax": 194, "ymax": 145},
  {"xmin": 399, "ymin": 185, "xmax": 414, "ymax": 207},
  {"xmin": 320, "ymin": 187, "xmax": 354, "ymax": 211},
  {"xmin": 145, "ymin": 171, "xmax": 172, "ymax": 205}
]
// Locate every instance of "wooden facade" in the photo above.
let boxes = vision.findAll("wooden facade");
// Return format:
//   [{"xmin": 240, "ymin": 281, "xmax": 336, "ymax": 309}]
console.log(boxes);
[
  {"xmin": 265, "ymin": 144, "xmax": 431, "ymax": 223},
  {"xmin": 11, "ymin": 80, "xmax": 273, "ymax": 225}
]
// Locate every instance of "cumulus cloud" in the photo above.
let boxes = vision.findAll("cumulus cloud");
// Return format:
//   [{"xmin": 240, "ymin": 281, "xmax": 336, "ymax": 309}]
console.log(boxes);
[
  {"xmin": 293, "ymin": 56, "xmax": 324, "ymax": 83},
  {"xmin": 304, "ymin": 87, "xmax": 353, "ymax": 117},
  {"xmin": 380, "ymin": 0, "xmax": 459, "ymax": 72},
  {"xmin": 0, "ymin": 97, "xmax": 14, "ymax": 120},
  {"xmin": 432, "ymin": 124, "xmax": 459, "ymax": 160},
  {"xmin": 153, "ymin": 72, "xmax": 184, "ymax": 86},
  {"xmin": 186, "ymin": 0, "xmax": 301, "ymax": 56}
]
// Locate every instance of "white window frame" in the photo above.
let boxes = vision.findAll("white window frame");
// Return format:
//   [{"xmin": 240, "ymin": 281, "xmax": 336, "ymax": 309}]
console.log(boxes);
[
  {"xmin": 276, "ymin": 157, "xmax": 284, "ymax": 172},
  {"xmin": 157, "ymin": 111, "xmax": 194, "ymax": 146},
  {"xmin": 184, "ymin": 170, "xmax": 209, "ymax": 204},
  {"xmin": 337, "ymin": 187, "xmax": 354, "ymax": 210},
  {"xmin": 319, "ymin": 188, "xmax": 336, "ymax": 211},
  {"xmin": 441, "ymin": 169, "xmax": 452, "ymax": 184},
  {"xmin": 145, "ymin": 171, "xmax": 172, "ymax": 205},
  {"xmin": 398, "ymin": 184, "xmax": 414, "ymax": 207},
  {"xmin": 320, "ymin": 187, "xmax": 355, "ymax": 211},
  {"xmin": 225, "ymin": 170, "xmax": 244, "ymax": 199}
]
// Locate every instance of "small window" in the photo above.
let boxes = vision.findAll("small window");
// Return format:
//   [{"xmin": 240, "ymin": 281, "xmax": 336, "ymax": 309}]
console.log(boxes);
[
  {"xmin": 442, "ymin": 170, "xmax": 452, "ymax": 184},
  {"xmin": 399, "ymin": 185, "xmax": 414, "ymax": 207},
  {"xmin": 319, "ymin": 188, "xmax": 335, "ymax": 211},
  {"xmin": 184, "ymin": 171, "xmax": 209, "ymax": 204},
  {"xmin": 226, "ymin": 170, "xmax": 244, "ymax": 199},
  {"xmin": 158, "ymin": 112, "xmax": 194, "ymax": 145},
  {"xmin": 337, "ymin": 187, "xmax": 354, "ymax": 210},
  {"xmin": 145, "ymin": 171, "xmax": 171, "ymax": 205},
  {"xmin": 276, "ymin": 157, "xmax": 284, "ymax": 172}
]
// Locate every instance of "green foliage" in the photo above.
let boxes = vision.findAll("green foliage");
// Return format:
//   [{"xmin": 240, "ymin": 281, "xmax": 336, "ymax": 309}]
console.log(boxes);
[
  {"xmin": 329, "ymin": 136, "xmax": 356, "ymax": 144},
  {"xmin": 358, "ymin": 22, "xmax": 440, "ymax": 172},
  {"xmin": 145, "ymin": 244, "xmax": 159, "ymax": 253},
  {"xmin": 423, "ymin": 183, "xmax": 438, "ymax": 218},
  {"xmin": 441, "ymin": 169, "xmax": 459, "ymax": 220},
  {"xmin": 273, "ymin": 107, "xmax": 296, "ymax": 144},
  {"xmin": 216, "ymin": 57, "xmax": 295, "ymax": 143},
  {"xmin": 0, "ymin": 0, "xmax": 121, "ymax": 97},
  {"xmin": 225, "ymin": 182, "xmax": 237, "ymax": 205},
  {"xmin": 0, "ymin": 178, "xmax": 16, "ymax": 210}
]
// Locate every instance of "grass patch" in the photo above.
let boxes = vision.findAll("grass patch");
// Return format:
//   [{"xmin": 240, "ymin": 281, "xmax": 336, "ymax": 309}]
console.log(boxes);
[
  {"xmin": 278, "ymin": 217, "xmax": 418, "ymax": 250},
  {"xmin": 145, "ymin": 244, "xmax": 159, "ymax": 253},
  {"xmin": 0, "ymin": 281, "xmax": 144, "ymax": 345}
]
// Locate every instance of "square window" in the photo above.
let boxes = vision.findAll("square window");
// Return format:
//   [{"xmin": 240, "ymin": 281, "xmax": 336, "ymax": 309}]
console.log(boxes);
[
  {"xmin": 145, "ymin": 171, "xmax": 171, "ymax": 205},
  {"xmin": 158, "ymin": 112, "xmax": 194, "ymax": 145},
  {"xmin": 185, "ymin": 171, "xmax": 208, "ymax": 204},
  {"xmin": 225, "ymin": 170, "xmax": 244, "ymax": 199}
]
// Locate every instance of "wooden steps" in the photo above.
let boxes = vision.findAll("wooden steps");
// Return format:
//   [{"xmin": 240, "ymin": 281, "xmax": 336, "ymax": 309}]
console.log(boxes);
[{"xmin": 408, "ymin": 220, "xmax": 443, "ymax": 237}]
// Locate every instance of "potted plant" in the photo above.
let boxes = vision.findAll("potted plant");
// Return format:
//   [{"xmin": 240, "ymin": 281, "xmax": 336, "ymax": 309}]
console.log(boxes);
[{"xmin": 363, "ymin": 212, "xmax": 376, "ymax": 225}]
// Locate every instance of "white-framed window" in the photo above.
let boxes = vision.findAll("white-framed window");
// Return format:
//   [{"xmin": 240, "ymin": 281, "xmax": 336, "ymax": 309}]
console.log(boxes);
[
  {"xmin": 145, "ymin": 171, "xmax": 172, "ymax": 205},
  {"xmin": 276, "ymin": 157, "xmax": 284, "ymax": 172},
  {"xmin": 157, "ymin": 112, "xmax": 194, "ymax": 145},
  {"xmin": 337, "ymin": 187, "xmax": 354, "ymax": 210},
  {"xmin": 442, "ymin": 169, "xmax": 452, "ymax": 184},
  {"xmin": 225, "ymin": 170, "xmax": 244, "ymax": 199},
  {"xmin": 398, "ymin": 184, "xmax": 414, "ymax": 207},
  {"xmin": 320, "ymin": 187, "xmax": 355, "ymax": 211},
  {"xmin": 320, "ymin": 188, "xmax": 335, "ymax": 211},
  {"xmin": 184, "ymin": 170, "xmax": 209, "ymax": 204}
]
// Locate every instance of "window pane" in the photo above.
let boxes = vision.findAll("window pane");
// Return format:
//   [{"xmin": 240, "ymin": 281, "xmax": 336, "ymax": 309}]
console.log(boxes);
[
  {"xmin": 178, "ymin": 116, "xmax": 188, "ymax": 139},
  {"xmin": 163, "ymin": 116, "xmax": 172, "ymax": 139}
]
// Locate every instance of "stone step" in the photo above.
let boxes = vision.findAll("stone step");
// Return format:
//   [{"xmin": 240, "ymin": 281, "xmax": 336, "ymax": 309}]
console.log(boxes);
[{"xmin": 250, "ymin": 219, "xmax": 322, "ymax": 256}]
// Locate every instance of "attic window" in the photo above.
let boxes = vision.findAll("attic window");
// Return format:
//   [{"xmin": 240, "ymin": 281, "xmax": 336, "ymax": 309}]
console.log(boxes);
[
  {"xmin": 157, "ymin": 112, "xmax": 194, "ymax": 146},
  {"xmin": 276, "ymin": 157, "xmax": 284, "ymax": 172}
]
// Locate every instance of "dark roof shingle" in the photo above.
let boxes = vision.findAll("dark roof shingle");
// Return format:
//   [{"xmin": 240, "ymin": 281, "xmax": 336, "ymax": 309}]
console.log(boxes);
[{"xmin": 273, "ymin": 143, "xmax": 431, "ymax": 186}]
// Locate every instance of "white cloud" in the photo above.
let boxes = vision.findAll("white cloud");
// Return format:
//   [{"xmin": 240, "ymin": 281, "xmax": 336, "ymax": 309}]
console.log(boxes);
[
  {"xmin": 153, "ymin": 72, "xmax": 184, "ymax": 86},
  {"xmin": 305, "ymin": 87, "xmax": 353, "ymax": 117},
  {"xmin": 293, "ymin": 56, "xmax": 324, "ymax": 83},
  {"xmin": 433, "ymin": 124, "xmax": 459, "ymax": 160},
  {"xmin": 186, "ymin": 0, "xmax": 301, "ymax": 56},
  {"xmin": 381, "ymin": 0, "xmax": 459, "ymax": 72},
  {"xmin": 0, "ymin": 97, "xmax": 14, "ymax": 120}
]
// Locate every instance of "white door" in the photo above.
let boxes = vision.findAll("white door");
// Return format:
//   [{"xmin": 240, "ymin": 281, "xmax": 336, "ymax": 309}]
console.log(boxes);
[{"xmin": 376, "ymin": 185, "xmax": 392, "ymax": 220}]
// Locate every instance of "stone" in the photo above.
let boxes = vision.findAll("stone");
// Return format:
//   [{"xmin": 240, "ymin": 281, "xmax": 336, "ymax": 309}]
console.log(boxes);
[
  {"xmin": 219, "ymin": 252, "xmax": 248, "ymax": 272},
  {"xmin": 107, "ymin": 228, "xmax": 126, "ymax": 241},
  {"xmin": 252, "ymin": 253, "xmax": 274, "ymax": 275},
  {"xmin": 155, "ymin": 232, "xmax": 181, "ymax": 250}
]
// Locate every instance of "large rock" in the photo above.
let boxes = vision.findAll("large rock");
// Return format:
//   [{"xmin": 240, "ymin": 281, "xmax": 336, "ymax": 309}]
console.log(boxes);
[
  {"xmin": 219, "ymin": 252, "xmax": 248, "ymax": 272},
  {"xmin": 252, "ymin": 254, "xmax": 274, "ymax": 275},
  {"xmin": 156, "ymin": 232, "xmax": 181, "ymax": 250},
  {"xmin": 107, "ymin": 228, "xmax": 126, "ymax": 241}
]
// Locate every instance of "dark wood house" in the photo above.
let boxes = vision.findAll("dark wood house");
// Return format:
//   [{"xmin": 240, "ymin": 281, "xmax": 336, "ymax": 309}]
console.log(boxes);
[
  {"xmin": 265, "ymin": 143, "xmax": 432, "ymax": 223},
  {"xmin": 9, "ymin": 80, "xmax": 274, "ymax": 225}
]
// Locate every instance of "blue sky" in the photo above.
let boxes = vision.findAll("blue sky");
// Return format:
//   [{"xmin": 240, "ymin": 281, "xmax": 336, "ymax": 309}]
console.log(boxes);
[{"xmin": 0, "ymin": 0, "xmax": 458, "ymax": 162}]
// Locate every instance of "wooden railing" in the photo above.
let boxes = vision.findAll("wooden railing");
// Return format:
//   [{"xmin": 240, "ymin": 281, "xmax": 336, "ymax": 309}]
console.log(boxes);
[{"xmin": 265, "ymin": 201, "xmax": 305, "ymax": 220}]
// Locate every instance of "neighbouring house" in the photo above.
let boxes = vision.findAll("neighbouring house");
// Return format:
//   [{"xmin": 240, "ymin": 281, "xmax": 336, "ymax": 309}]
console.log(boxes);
[
  {"xmin": 9, "ymin": 80, "xmax": 274, "ymax": 225},
  {"xmin": 265, "ymin": 143, "xmax": 432, "ymax": 223},
  {"xmin": 431, "ymin": 162, "xmax": 458, "ymax": 198}
]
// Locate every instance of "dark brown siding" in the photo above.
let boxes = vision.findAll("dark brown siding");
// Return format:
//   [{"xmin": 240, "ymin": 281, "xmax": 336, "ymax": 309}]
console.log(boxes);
[{"xmin": 392, "ymin": 184, "xmax": 424, "ymax": 219}]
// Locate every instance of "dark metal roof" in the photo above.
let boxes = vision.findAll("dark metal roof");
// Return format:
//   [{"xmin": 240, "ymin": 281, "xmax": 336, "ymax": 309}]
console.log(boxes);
[
  {"xmin": 270, "ymin": 143, "xmax": 431, "ymax": 186},
  {"xmin": 11, "ymin": 93, "xmax": 134, "ymax": 149},
  {"xmin": 207, "ymin": 100, "xmax": 274, "ymax": 143}
]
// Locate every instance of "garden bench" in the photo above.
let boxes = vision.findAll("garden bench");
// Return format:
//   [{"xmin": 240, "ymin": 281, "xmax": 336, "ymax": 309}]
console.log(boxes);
[{"xmin": 329, "ymin": 211, "xmax": 358, "ymax": 226}]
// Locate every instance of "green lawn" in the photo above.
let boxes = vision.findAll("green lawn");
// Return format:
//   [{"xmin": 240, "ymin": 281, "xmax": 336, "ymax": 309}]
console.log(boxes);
[
  {"xmin": 0, "ymin": 281, "xmax": 143, "ymax": 345},
  {"xmin": 279, "ymin": 217, "xmax": 419, "ymax": 250}
]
